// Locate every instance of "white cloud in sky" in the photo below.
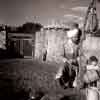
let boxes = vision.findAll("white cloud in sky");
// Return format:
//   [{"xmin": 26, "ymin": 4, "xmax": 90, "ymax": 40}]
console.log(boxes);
[
  {"xmin": 63, "ymin": 14, "xmax": 84, "ymax": 28},
  {"xmin": 71, "ymin": 6, "xmax": 88, "ymax": 13},
  {"xmin": 63, "ymin": 14, "xmax": 83, "ymax": 21}
]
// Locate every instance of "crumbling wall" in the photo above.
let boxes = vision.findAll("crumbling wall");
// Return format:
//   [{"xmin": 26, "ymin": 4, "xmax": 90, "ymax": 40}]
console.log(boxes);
[
  {"xmin": 35, "ymin": 29, "xmax": 100, "ymax": 64},
  {"xmin": 83, "ymin": 35, "xmax": 100, "ymax": 60},
  {"xmin": 34, "ymin": 29, "xmax": 66, "ymax": 63},
  {"xmin": 35, "ymin": 30, "xmax": 45, "ymax": 60},
  {"xmin": 46, "ymin": 29, "xmax": 65, "ymax": 63}
]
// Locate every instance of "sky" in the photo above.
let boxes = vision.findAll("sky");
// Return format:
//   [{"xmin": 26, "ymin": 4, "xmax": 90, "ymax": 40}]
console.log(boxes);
[{"xmin": 0, "ymin": 0, "xmax": 100, "ymax": 26}]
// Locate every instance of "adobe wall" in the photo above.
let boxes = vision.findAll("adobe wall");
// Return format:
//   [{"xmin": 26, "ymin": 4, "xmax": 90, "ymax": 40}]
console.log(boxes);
[
  {"xmin": 34, "ymin": 30, "xmax": 46, "ymax": 60},
  {"xmin": 35, "ymin": 29, "xmax": 100, "ymax": 63},
  {"xmin": 83, "ymin": 35, "xmax": 100, "ymax": 60},
  {"xmin": 34, "ymin": 28, "xmax": 66, "ymax": 63}
]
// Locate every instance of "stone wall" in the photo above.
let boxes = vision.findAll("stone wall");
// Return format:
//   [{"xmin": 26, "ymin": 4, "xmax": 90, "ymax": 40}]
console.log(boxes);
[
  {"xmin": 34, "ymin": 30, "xmax": 46, "ymax": 60},
  {"xmin": 35, "ymin": 29, "xmax": 100, "ymax": 63},
  {"xmin": 46, "ymin": 29, "xmax": 65, "ymax": 63},
  {"xmin": 34, "ymin": 28, "xmax": 66, "ymax": 63},
  {"xmin": 83, "ymin": 35, "xmax": 100, "ymax": 60}
]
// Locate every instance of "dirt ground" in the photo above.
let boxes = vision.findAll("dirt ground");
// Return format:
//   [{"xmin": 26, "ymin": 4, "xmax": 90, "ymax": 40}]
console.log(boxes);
[{"xmin": 0, "ymin": 59, "xmax": 86, "ymax": 100}]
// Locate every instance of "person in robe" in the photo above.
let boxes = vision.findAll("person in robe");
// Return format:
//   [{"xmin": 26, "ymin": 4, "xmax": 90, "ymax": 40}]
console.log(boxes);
[{"xmin": 55, "ymin": 23, "xmax": 82, "ymax": 88}]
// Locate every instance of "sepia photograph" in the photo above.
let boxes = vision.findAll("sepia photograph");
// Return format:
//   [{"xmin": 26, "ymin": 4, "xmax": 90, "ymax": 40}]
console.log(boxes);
[{"xmin": 0, "ymin": 0, "xmax": 100, "ymax": 100}]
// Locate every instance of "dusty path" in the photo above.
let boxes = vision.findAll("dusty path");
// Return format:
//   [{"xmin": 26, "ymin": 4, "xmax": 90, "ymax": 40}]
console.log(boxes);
[{"xmin": 0, "ymin": 58, "xmax": 86, "ymax": 100}]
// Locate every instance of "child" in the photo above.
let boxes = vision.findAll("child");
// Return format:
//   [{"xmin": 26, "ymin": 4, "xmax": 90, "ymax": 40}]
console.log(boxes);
[
  {"xmin": 84, "ymin": 56, "xmax": 100, "ymax": 100},
  {"xmin": 86, "ymin": 56, "xmax": 99, "ymax": 71},
  {"xmin": 84, "ymin": 56, "xmax": 100, "ymax": 87}
]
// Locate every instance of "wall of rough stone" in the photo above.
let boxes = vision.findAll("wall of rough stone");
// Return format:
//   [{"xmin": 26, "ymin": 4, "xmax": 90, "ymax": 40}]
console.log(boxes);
[
  {"xmin": 35, "ymin": 28, "xmax": 66, "ymax": 63},
  {"xmin": 83, "ymin": 35, "xmax": 100, "ymax": 60},
  {"xmin": 35, "ymin": 29, "xmax": 100, "ymax": 64},
  {"xmin": 46, "ymin": 29, "xmax": 65, "ymax": 63},
  {"xmin": 34, "ymin": 30, "xmax": 46, "ymax": 60}
]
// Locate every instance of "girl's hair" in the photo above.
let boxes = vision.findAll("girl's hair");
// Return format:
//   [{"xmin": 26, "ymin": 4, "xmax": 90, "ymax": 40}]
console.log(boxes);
[{"xmin": 87, "ymin": 56, "xmax": 98, "ymax": 64}]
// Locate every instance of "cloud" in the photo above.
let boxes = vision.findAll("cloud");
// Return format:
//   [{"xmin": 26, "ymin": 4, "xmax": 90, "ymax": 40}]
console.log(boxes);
[
  {"xmin": 63, "ymin": 14, "xmax": 84, "ymax": 28},
  {"xmin": 63, "ymin": 14, "xmax": 83, "ymax": 21},
  {"xmin": 44, "ymin": 14, "xmax": 85, "ymax": 28},
  {"xmin": 71, "ymin": 6, "xmax": 88, "ymax": 13}
]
